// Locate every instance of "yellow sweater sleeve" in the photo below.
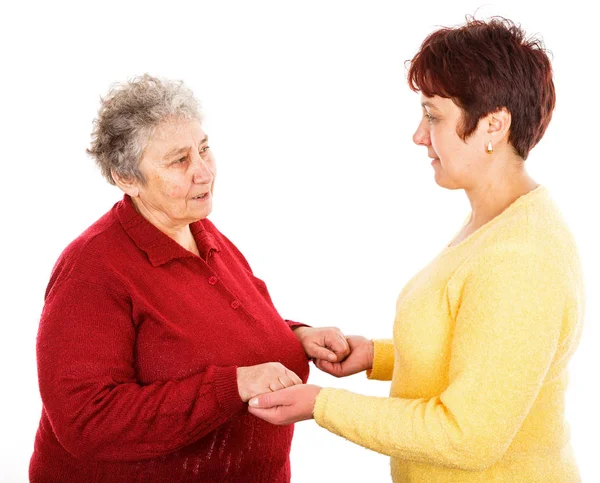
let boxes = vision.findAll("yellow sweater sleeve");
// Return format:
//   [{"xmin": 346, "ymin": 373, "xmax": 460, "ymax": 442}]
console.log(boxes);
[
  {"xmin": 366, "ymin": 339, "xmax": 394, "ymax": 381},
  {"xmin": 314, "ymin": 246, "xmax": 571, "ymax": 470}
]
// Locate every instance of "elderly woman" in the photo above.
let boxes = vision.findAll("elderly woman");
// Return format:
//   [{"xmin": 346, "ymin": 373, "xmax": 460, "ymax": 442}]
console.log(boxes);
[
  {"xmin": 248, "ymin": 17, "xmax": 584, "ymax": 482},
  {"xmin": 30, "ymin": 75, "xmax": 349, "ymax": 482}
]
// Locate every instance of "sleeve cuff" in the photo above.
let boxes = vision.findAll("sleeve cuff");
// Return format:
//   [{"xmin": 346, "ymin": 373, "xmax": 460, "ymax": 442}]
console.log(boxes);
[
  {"xmin": 211, "ymin": 365, "xmax": 245, "ymax": 413},
  {"xmin": 313, "ymin": 387, "xmax": 336, "ymax": 428},
  {"xmin": 314, "ymin": 387, "xmax": 360, "ymax": 433},
  {"xmin": 285, "ymin": 319, "xmax": 311, "ymax": 331},
  {"xmin": 366, "ymin": 339, "xmax": 395, "ymax": 381}
]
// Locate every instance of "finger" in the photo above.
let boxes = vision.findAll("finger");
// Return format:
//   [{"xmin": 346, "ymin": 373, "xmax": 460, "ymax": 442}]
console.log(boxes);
[
  {"xmin": 315, "ymin": 359, "xmax": 343, "ymax": 377},
  {"xmin": 249, "ymin": 389, "xmax": 288, "ymax": 408},
  {"xmin": 278, "ymin": 375, "xmax": 296, "ymax": 389},
  {"xmin": 269, "ymin": 380, "xmax": 284, "ymax": 392},
  {"xmin": 307, "ymin": 344, "xmax": 339, "ymax": 362},
  {"xmin": 325, "ymin": 333, "xmax": 350, "ymax": 357},
  {"xmin": 285, "ymin": 368, "xmax": 303, "ymax": 386},
  {"xmin": 248, "ymin": 406, "xmax": 285, "ymax": 425}
]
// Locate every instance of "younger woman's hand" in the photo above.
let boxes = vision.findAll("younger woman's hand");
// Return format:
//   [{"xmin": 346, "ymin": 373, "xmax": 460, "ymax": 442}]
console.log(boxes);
[{"xmin": 314, "ymin": 335, "xmax": 374, "ymax": 377}]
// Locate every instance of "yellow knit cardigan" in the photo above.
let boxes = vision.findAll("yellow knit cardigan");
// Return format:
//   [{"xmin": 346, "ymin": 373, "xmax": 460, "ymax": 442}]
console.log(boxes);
[{"xmin": 314, "ymin": 186, "xmax": 583, "ymax": 482}]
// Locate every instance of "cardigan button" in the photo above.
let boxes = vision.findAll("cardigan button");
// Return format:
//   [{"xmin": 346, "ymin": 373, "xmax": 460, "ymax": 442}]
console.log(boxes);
[
  {"xmin": 208, "ymin": 276, "xmax": 218, "ymax": 285},
  {"xmin": 231, "ymin": 300, "xmax": 241, "ymax": 309}
]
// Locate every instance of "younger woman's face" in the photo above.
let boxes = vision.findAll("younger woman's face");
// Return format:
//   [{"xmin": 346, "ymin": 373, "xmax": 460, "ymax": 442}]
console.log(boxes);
[{"xmin": 413, "ymin": 95, "xmax": 491, "ymax": 190}]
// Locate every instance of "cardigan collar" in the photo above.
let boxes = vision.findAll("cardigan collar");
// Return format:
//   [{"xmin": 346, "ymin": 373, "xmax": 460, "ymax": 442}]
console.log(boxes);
[{"xmin": 116, "ymin": 195, "xmax": 220, "ymax": 266}]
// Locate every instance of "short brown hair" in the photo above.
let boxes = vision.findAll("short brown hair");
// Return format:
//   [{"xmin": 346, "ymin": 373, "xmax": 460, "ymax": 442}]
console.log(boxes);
[{"xmin": 407, "ymin": 17, "xmax": 555, "ymax": 160}]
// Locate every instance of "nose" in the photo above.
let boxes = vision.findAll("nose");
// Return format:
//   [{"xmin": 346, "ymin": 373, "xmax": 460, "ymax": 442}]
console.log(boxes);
[
  {"xmin": 412, "ymin": 118, "xmax": 430, "ymax": 147},
  {"xmin": 190, "ymin": 152, "xmax": 214, "ymax": 184}
]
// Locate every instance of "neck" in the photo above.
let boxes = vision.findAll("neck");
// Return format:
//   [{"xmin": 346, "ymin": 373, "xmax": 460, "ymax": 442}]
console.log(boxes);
[
  {"xmin": 130, "ymin": 197, "xmax": 199, "ymax": 255},
  {"xmin": 464, "ymin": 164, "xmax": 538, "ymax": 228}
]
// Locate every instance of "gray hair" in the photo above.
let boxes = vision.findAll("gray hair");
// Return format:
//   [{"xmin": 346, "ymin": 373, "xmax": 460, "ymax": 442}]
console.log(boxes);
[{"xmin": 87, "ymin": 74, "xmax": 203, "ymax": 185}]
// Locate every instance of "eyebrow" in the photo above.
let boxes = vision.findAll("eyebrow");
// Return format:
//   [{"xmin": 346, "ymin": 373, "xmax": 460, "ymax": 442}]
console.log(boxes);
[
  {"xmin": 163, "ymin": 136, "xmax": 209, "ymax": 159},
  {"xmin": 164, "ymin": 147, "xmax": 188, "ymax": 158},
  {"xmin": 421, "ymin": 101, "xmax": 440, "ymax": 111}
]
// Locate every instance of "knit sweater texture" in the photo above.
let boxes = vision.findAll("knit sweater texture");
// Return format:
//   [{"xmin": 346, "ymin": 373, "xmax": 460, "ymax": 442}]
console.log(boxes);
[
  {"xmin": 30, "ymin": 195, "xmax": 310, "ymax": 482},
  {"xmin": 314, "ymin": 186, "xmax": 583, "ymax": 482}
]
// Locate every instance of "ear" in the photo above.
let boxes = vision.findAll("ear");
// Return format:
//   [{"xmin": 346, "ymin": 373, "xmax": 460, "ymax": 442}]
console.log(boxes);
[
  {"xmin": 487, "ymin": 107, "xmax": 512, "ymax": 144},
  {"xmin": 111, "ymin": 169, "xmax": 140, "ymax": 197}
]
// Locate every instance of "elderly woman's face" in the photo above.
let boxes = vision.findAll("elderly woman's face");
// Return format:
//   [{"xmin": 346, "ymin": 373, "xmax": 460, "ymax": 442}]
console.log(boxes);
[{"xmin": 133, "ymin": 119, "xmax": 215, "ymax": 228}]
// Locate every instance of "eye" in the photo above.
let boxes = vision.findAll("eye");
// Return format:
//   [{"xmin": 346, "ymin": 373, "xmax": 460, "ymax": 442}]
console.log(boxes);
[
  {"xmin": 200, "ymin": 145, "xmax": 210, "ymax": 153},
  {"xmin": 172, "ymin": 156, "xmax": 187, "ymax": 165},
  {"xmin": 424, "ymin": 112, "xmax": 436, "ymax": 123}
]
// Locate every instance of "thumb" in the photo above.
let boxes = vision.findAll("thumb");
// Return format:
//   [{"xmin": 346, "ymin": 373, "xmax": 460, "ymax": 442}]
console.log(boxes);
[
  {"xmin": 307, "ymin": 343, "xmax": 338, "ymax": 362},
  {"xmin": 314, "ymin": 359, "xmax": 334, "ymax": 372},
  {"xmin": 249, "ymin": 385, "xmax": 299, "ymax": 408},
  {"xmin": 315, "ymin": 358, "xmax": 343, "ymax": 377},
  {"xmin": 248, "ymin": 393, "xmax": 271, "ymax": 408},
  {"xmin": 249, "ymin": 390, "xmax": 286, "ymax": 409}
]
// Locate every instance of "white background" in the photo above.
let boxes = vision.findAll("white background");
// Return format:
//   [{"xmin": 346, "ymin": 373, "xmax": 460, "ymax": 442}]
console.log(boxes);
[{"xmin": 1, "ymin": 1, "xmax": 598, "ymax": 481}]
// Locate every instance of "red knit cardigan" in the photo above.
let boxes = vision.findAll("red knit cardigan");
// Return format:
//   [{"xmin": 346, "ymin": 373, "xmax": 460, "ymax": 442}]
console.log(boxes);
[{"xmin": 30, "ymin": 195, "xmax": 310, "ymax": 482}]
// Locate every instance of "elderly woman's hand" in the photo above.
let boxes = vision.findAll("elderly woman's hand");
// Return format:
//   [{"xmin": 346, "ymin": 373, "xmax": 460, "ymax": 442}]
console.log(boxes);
[
  {"xmin": 293, "ymin": 326, "xmax": 350, "ymax": 363},
  {"xmin": 237, "ymin": 363, "xmax": 303, "ymax": 402}
]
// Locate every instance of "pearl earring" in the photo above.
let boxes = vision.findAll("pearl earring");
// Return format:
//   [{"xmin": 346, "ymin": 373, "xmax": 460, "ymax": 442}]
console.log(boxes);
[{"xmin": 487, "ymin": 140, "xmax": 493, "ymax": 154}]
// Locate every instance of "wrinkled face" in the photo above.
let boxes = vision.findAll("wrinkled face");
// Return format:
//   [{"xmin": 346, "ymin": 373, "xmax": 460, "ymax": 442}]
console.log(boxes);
[
  {"xmin": 134, "ymin": 119, "xmax": 215, "ymax": 227},
  {"xmin": 413, "ymin": 95, "xmax": 489, "ymax": 190}
]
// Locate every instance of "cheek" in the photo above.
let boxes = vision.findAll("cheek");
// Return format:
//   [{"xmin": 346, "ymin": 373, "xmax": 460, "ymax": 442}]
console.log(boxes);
[
  {"xmin": 433, "ymin": 129, "xmax": 462, "ymax": 157},
  {"xmin": 153, "ymin": 176, "xmax": 188, "ymax": 200}
]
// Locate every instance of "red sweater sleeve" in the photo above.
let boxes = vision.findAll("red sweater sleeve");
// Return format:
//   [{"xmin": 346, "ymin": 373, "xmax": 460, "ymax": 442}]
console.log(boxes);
[{"xmin": 36, "ymin": 276, "xmax": 245, "ymax": 461}]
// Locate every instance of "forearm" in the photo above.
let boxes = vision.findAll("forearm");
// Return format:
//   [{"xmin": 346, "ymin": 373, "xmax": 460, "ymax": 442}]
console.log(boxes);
[
  {"xmin": 37, "ymin": 277, "xmax": 245, "ymax": 461},
  {"xmin": 40, "ymin": 363, "xmax": 244, "ymax": 461},
  {"xmin": 314, "ymin": 389, "xmax": 501, "ymax": 470}
]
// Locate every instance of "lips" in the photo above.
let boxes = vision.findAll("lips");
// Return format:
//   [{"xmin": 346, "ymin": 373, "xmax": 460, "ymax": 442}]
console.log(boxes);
[{"xmin": 192, "ymin": 192, "xmax": 209, "ymax": 200}]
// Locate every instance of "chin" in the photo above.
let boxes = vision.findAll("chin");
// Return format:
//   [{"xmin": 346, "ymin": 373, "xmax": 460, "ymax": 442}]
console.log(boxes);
[
  {"xmin": 434, "ymin": 175, "xmax": 461, "ymax": 190},
  {"xmin": 187, "ymin": 208, "xmax": 212, "ymax": 223},
  {"xmin": 200, "ymin": 205, "xmax": 213, "ymax": 219}
]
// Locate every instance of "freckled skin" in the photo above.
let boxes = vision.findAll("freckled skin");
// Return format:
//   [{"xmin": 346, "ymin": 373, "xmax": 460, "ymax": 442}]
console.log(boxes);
[{"xmin": 120, "ymin": 119, "xmax": 216, "ymax": 243}]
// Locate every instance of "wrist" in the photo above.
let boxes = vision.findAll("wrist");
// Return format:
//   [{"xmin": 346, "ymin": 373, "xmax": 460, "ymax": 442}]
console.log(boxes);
[
  {"xmin": 236, "ymin": 366, "xmax": 245, "ymax": 399},
  {"xmin": 310, "ymin": 385, "xmax": 322, "ymax": 417},
  {"xmin": 292, "ymin": 326, "xmax": 310, "ymax": 340}
]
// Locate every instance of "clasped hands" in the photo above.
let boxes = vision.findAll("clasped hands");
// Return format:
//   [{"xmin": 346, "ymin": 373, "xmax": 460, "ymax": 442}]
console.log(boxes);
[{"xmin": 237, "ymin": 326, "xmax": 374, "ymax": 425}]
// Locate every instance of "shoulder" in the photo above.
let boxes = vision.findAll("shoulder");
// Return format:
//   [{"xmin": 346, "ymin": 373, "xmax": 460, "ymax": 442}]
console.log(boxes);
[
  {"xmin": 498, "ymin": 187, "xmax": 579, "ymax": 256},
  {"xmin": 450, "ymin": 238, "xmax": 582, "ymax": 312},
  {"xmin": 46, "ymin": 201, "xmax": 131, "ymax": 298},
  {"xmin": 463, "ymin": 188, "xmax": 581, "ymax": 281}
]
